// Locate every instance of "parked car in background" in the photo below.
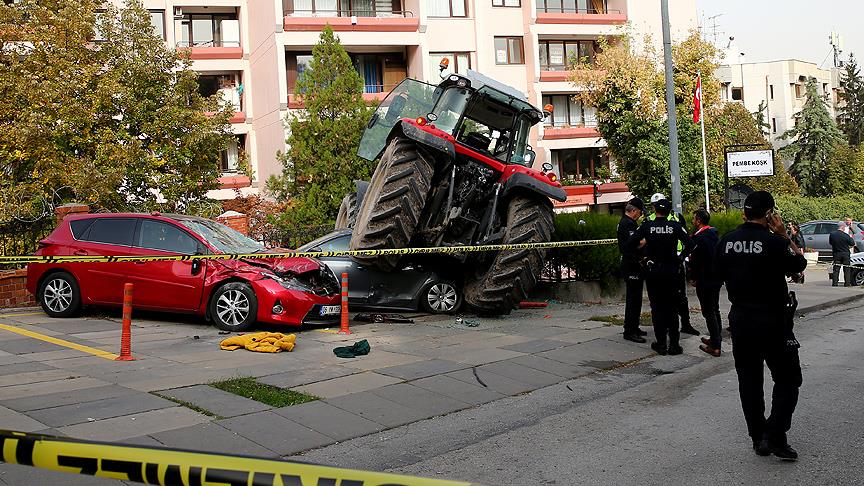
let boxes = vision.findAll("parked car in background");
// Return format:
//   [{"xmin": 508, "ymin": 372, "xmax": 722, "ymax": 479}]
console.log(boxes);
[
  {"xmin": 298, "ymin": 230, "xmax": 461, "ymax": 314},
  {"xmin": 799, "ymin": 220, "xmax": 864, "ymax": 258},
  {"xmin": 27, "ymin": 213, "xmax": 341, "ymax": 331},
  {"xmin": 851, "ymin": 252, "xmax": 864, "ymax": 287}
]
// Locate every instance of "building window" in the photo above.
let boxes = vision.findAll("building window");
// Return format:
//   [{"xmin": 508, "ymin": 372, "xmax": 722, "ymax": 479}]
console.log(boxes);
[
  {"xmin": 731, "ymin": 87, "xmax": 743, "ymax": 101},
  {"xmin": 198, "ymin": 74, "xmax": 243, "ymax": 112},
  {"xmin": 492, "ymin": 0, "xmax": 520, "ymax": 6},
  {"xmin": 288, "ymin": 52, "xmax": 407, "ymax": 94},
  {"xmin": 542, "ymin": 94, "xmax": 596, "ymax": 127},
  {"xmin": 494, "ymin": 37, "xmax": 524, "ymax": 65},
  {"xmin": 769, "ymin": 84, "xmax": 774, "ymax": 100},
  {"xmin": 288, "ymin": 0, "xmax": 402, "ymax": 17},
  {"xmin": 539, "ymin": 40, "xmax": 596, "ymax": 70},
  {"xmin": 220, "ymin": 135, "xmax": 246, "ymax": 173},
  {"xmin": 553, "ymin": 148, "xmax": 608, "ymax": 182},
  {"xmin": 538, "ymin": 0, "xmax": 607, "ymax": 14},
  {"xmin": 428, "ymin": 0, "xmax": 466, "ymax": 17},
  {"xmin": 175, "ymin": 11, "xmax": 240, "ymax": 47},
  {"xmin": 429, "ymin": 52, "xmax": 470, "ymax": 79},
  {"xmin": 771, "ymin": 117, "xmax": 776, "ymax": 134},
  {"xmin": 794, "ymin": 83, "xmax": 804, "ymax": 98},
  {"xmin": 149, "ymin": 10, "xmax": 165, "ymax": 39}
]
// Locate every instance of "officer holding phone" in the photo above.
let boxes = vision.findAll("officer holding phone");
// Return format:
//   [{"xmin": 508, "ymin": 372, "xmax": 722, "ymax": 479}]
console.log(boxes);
[{"xmin": 714, "ymin": 191, "xmax": 807, "ymax": 461}]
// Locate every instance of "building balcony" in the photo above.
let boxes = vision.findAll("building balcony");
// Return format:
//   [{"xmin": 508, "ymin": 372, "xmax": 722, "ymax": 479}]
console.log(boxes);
[
  {"xmin": 542, "ymin": 124, "xmax": 600, "ymax": 140},
  {"xmin": 178, "ymin": 43, "xmax": 244, "ymax": 60},
  {"xmin": 283, "ymin": 8, "xmax": 419, "ymax": 32},
  {"xmin": 535, "ymin": 0, "xmax": 627, "ymax": 24},
  {"xmin": 218, "ymin": 174, "xmax": 252, "ymax": 189},
  {"xmin": 287, "ymin": 88, "xmax": 390, "ymax": 109}
]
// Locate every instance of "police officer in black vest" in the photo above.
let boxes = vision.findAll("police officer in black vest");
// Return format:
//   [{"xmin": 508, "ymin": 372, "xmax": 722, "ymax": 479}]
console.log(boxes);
[
  {"xmin": 628, "ymin": 197, "xmax": 693, "ymax": 355},
  {"xmin": 618, "ymin": 197, "xmax": 648, "ymax": 343},
  {"xmin": 714, "ymin": 191, "xmax": 807, "ymax": 460}
]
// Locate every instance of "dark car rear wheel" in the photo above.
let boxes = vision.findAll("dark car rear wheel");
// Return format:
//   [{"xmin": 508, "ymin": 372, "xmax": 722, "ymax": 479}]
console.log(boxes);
[
  {"xmin": 210, "ymin": 282, "xmax": 258, "ymax": 332},
  {"xmin": 853, "ymin": 270, "xmax": 864, "ymax": 287},
  {"xmin": 335, "ymin": 192, "xmax": 358, "ymax": 230},
  {"xmin": 38, "ymin": 272, "xmax": 81, "ymax": 318},
  {"xmin": 421, "ymin": 281, "xmax": 461, "ymax": 314}
]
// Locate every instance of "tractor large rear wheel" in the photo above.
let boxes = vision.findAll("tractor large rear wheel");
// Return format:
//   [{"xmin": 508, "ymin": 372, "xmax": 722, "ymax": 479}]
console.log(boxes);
[
  {"xmin": 349, "ymin": 137, "xmax": 434, "ymax": 271},
  {"xmin": 463, "ymin": 196, "xmax": 554, "ymax": 315},
  {"xmin": 334, "ymin": 193, "xmax": 357, "ymax": 230}
]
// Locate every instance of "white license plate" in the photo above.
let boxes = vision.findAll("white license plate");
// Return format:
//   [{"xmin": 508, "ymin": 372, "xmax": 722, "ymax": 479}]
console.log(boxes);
[{"xmin": 320, "ymin": 305, "xmax": 341, "ymax": 316}]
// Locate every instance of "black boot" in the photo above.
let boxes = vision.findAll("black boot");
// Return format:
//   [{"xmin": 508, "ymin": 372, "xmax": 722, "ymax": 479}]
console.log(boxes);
[
  {"xmin": 636, "ymin": 328, "xmax": 648, "ymax": 336},
  {"xmin": 667, "ymin": 342, "xmax": 683, "ymax": 355},
  {"xmin": 752, "ymin": 439, "xmax": 771, "ymax": 456},
  {"xmin": 623, "ymin": 333, "xmax": 647, "ymax": 343},
  {"xmin": 680, "ymin": 324, "xmax": 700, "ymax": 336},
  {"xmin": 650, "ymin": 342, "xmax": 667, "ymax": 355},
  {"xmin": 768, "ymin": 441, "xmax": 798, "ymax": 461}
]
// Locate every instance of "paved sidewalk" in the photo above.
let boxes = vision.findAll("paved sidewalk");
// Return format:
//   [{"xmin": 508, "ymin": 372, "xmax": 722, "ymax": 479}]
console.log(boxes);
[{"xmin": 0, "ymin": 274, "xmax": 860, "ymax": 480}]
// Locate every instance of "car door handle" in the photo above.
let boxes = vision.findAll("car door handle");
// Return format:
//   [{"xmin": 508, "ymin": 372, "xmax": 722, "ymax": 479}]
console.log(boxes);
[
  {"xmin": 73, "ymin": 249, "xmax": 88, "ymax": 256},
  {"xmin": 134, "ymin": 261, "xmax": 146, "ymax": 265}
]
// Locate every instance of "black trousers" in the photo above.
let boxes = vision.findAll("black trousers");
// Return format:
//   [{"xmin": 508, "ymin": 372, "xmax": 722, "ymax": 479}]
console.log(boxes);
[
  {"xmin": 623, "ymin": 274, "xmax": 643, "ymax": 335},
  {"xmin": 730, "ymin": 314, "xmax": 802, "ymax": 444},
  {"xmin": 645, "ymin": 273, "xmax": 680, "ymax": 346},
  {"xmin": 696, "ymin": 282, "xmax": 722, "ymax": 348},
  {"xmin": 832, "ymin": 254, "xmax": 852, "ymax": 286},
  {"xmin": 676, "ymin": 265, "xmax": 691, "ymax": 327}
]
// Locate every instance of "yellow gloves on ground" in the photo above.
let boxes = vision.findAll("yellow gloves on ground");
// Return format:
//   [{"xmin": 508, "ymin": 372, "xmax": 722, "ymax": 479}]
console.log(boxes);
[{"xmin": 220, "ymin": 332, "xmax": 296, "ymax": 353}]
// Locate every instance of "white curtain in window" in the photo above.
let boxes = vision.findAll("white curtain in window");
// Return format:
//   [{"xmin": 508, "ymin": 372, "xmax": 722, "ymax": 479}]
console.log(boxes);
[
  {"xmin": 428, "ymin": 0, "xmax": 451, "ymax": 16},
  {"xmin": 223, "ymin": 140, "xmax": 239, "ymax": 172},
  {"xmin": 451, "ymin": 0, "xmax": 465, "ymax": 16},
  {"xmin": 456, "ymin": 53, "xmax": 469, "ymax": 73},
  {"xmin": 293, "ymin": 0, "xmax": 313, "ymax": 15},
  {"xmin": 316, "ymin": 0, "xmax": 338, "ymax": 15},
  {"xmin": 219, "ymin": 19, "xmax": 240, "ymax": 47},
  {"xmin": 583, "ymin": 105, "xmax": 598, "ymax": 126},
  {"xmin": 568, "ymin": 97, "xmax": 582, "ymax": 126},
  {"xmin": 552, "ymin": 96, "xmax": 567, "ymax": 126}
]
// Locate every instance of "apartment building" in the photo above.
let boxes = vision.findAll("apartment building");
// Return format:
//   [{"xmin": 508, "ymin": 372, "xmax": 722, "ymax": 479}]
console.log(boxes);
[
  {"xmin": 717, "ymin": 58, "xmax": 839, "ymax": 151},
  {"xmin": 131, "ymin": 0, "xmax": 697, "ymax": 209}
]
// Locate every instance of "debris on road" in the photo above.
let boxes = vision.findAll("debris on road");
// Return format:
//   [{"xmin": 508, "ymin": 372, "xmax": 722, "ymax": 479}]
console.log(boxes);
[
  {"xmin": 354, "ymin": 313, "xmax": 414, "ymax": 323},
  {"xmin": 333, "ymin": 339, "xmax": 371, "ymax": 358},
  {"xmin": 519, "ymin": 301, "xmax": 549, "ymax": 309},
  {"xmin": 220, "ymin": 332, "xmax": 296, "ymax": 353}
]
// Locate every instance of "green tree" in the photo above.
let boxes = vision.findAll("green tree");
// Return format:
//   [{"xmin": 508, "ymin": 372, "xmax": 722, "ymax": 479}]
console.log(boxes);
[
  {"xmin": 0, "ymin": 0, "xmax": 234, "ymax": 223},
  {"xmin": 753, "ymin": 101, "xmax": 770, "ymax": 138},
  {"xmin": 267, "ymin": 26, "xmax": 373, "ymax": 229},
  {"xmin": 825, "ymin": 143, "xmax": 864, "ymax": 194},
  {"xmin": 780, "ymin": 78, "xmax": 847, "ymax": 196},
  {"xmin": 837, "ymin": 54, "xmax": 864, "ymax": 147}
]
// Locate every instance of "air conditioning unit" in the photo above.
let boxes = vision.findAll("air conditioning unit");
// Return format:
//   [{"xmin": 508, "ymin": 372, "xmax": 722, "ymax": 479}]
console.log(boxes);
[{"xmin": 173, "ymin": 7, "xmax": 183, "ymax": 19}]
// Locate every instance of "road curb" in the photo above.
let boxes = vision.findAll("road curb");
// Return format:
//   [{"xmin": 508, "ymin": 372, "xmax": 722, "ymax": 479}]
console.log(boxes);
[{"xmin": 796, "ymin": 292, "xmax": 864, "ymax": 316}]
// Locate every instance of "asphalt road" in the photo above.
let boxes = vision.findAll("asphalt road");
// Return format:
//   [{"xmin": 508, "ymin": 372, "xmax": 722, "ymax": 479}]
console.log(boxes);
[{"xmin": 300, "ymin": 303, "xmax": 864, "ymax": 486}]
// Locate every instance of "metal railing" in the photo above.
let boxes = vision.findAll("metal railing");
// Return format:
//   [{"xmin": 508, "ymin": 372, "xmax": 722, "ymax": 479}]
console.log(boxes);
[
  {"xmin": 536, "ymin": 6, "xmax": 621, "ymax": 14},
  {"xmin": 176, "ymin": 40, "xmax": 241, "ymax": 48},
  {"xmin": 284, "ymin": 9, "xmax": 415, "ymax": 18},
  {"xmin": 543, "ymin": 119, "xmax": 599, "ymax": 128}
]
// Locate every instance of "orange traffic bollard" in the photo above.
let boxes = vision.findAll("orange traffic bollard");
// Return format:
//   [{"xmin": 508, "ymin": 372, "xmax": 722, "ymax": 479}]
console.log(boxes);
[
  {"xmin": 338, "ymin": 272, "xmax": 351, "ymax": 335},
  {"xmin": 116, "ymin": 283, "xmax": 135, "ymax": 361}
]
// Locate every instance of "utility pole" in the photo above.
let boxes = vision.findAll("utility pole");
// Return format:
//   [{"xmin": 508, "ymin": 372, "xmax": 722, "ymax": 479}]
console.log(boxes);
[{"xmin": 661, "ymin": 0, "xmax": 682, "ymax": 214}]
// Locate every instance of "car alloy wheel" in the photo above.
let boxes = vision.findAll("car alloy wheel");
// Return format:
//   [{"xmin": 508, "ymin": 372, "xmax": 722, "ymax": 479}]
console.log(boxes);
[
  {"xmin": 426, "ymin": 283, "xmax": 458, "ymax": 313},
  {"xmin": 854, "ymin": 270, "xmax": 864, "ymax": 287},
  {"xmin": 216, "ymin": 289, "xmax": 251, "ymax": 327},
  {"xmin": 43, "ymin": 277, "xmax": 73, "ymax": 314}
]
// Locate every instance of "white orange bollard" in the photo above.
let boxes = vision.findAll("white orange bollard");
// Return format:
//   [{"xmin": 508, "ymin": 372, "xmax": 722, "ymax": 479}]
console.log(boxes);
[
  {"xmin": 338, "ymin": 272, "xmax": 351, "ymax": 335},
  {"xmin": 116, "ymin": 283, "xmax": 135, "ymax": 361}
]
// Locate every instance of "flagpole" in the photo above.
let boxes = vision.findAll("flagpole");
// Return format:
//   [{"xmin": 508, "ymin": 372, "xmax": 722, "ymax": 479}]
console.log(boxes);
[{"xmin": 698, "ymin": 71, "xmax": 710, "ymax": 212}]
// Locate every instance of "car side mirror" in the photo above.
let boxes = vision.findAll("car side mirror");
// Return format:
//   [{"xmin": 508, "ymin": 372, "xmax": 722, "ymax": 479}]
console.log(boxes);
[{"xmin": 523, "ymin": 150, "xmax": 535, "ymax": 164}]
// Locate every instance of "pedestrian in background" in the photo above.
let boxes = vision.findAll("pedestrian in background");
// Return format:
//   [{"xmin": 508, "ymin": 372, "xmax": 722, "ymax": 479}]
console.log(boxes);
[
  {"xmin": 843, "ymin": 217, "xmax": 854, "ymax": 236},
  {"xmin": 617, "ymin": 197, "xmax": 648, "ymax": 343},
  {"xmin": 628, "ymin": 198, "xmax": 693, "ymax": 355},
  {"xmin": 829, "ymin": 222, "xmax": 855, "ymax": 287},
  {"xmin": 714, "ymin": 191, "xmax": 807, "ymax": 460},
  {"xmin": 788, "ymin": 223, "xmax": 805, "ymax": 284},
  {"xmin": 648, "ymin": 193, "xmax": 700, "ymax": 337},
  {"xmin": 688, "ymin": 209, "xmax": 723, "ymax": 357}
]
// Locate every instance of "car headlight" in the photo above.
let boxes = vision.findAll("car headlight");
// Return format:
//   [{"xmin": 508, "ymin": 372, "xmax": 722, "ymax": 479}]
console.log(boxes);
[{"xmin": 264, "ymin": 273, "xmax": 313, "ymax": 293}]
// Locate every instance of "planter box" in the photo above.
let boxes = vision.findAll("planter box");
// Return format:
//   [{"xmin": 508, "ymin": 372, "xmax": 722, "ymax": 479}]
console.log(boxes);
[
  {"xmin": 534, "ymin": 279, "xmax": 624, "ymax": 304},
  {"xmin": 0, "ymin": 269, "xmax": 35, "ymax": 308}
]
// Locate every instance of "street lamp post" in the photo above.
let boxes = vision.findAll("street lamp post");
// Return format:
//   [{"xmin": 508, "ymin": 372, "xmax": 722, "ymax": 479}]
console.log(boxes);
[{"xmin": 660, "ymin": 0, "xmax": 682, "ymax": 214}]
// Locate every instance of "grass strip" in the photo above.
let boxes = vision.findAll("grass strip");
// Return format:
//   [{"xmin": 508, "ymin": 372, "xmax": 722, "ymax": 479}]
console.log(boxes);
[
  {"xmin": 152, "ymin": 392, "xmax": 222, "ymax": 419},
  {"xmin": 210, "ymin": 376, "xmax": 319, "ymax": 408}
]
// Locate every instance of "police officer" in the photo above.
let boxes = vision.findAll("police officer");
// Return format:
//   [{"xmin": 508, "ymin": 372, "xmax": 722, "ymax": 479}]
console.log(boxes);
[
  {"xmin": 628, "ymin": 197, "xmax": 693, "ymax": 355},
  {"xmin": 714, "ymin": 191, "xmax": 807, "ymax": 460},
  {"xmin": 648, "ymin": 193, "xmax": 700, "ymax": 336},
  {"xmin": 617, "ymin": 197, "xmax": 648, "ymax": 343}
]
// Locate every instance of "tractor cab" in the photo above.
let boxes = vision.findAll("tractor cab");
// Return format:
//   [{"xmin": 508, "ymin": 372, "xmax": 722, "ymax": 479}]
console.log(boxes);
[{"xmin": 358, "ymin": 70, "xmax": 544, "ymax": 169}]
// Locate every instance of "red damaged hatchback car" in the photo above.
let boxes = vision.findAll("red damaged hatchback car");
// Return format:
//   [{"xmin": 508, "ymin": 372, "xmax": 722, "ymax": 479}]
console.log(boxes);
[{"xmin": 26, "ymin": 213, "xmax": 342, "ymax": 331}]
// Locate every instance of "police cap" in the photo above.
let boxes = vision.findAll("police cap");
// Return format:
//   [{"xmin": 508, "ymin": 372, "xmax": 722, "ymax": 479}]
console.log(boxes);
[
  {"xmin": 743, "ymin": 190, "xmax": 775, "ymax": 212},
  {"xmin": 650, "ymin": 193, "xmax": 666, "ymax": 204},
  {"xmin": 654, "ymin": 198, "xmax": 672, "ymax": 211},
  {"xmin": 628, "ymin": 197, "xmax": 645, "ymax": 212}
]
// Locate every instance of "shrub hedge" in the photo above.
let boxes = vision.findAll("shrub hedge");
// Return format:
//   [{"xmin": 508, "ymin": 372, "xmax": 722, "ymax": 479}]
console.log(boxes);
[{"xmin": 774, "ymin": 194, "xmax": 864, "ymax": 224}]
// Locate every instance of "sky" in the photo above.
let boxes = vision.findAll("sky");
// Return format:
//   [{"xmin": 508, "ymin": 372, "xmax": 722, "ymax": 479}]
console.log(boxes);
[{"xmin": 696, "ymin": 0, "xmax": 862, "ymax": 67}]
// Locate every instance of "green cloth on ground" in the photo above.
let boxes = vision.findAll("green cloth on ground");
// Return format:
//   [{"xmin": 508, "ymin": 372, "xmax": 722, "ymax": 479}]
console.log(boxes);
[{"xmin": 333, "ymin": 339, "xmax": 371, "ymax": 358}]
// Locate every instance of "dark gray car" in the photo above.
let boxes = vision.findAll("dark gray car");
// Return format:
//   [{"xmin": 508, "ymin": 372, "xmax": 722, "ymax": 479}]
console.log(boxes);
[
  {"xmin": 297, "ymin": 231, "xmax": 461, "ymax": 314},
  {"xmin": 800, "ymin": 220, "xmax": 864, "ymax": 258}
]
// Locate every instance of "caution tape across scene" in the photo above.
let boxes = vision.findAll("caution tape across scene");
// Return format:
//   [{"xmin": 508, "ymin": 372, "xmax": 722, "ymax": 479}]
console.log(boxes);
[
  {"xmin": 0, "ymin": 429, "xmax": 482, "ymax": 486},
  {"xmin": 0, "ymin": 239, "xmax": 618, "ymax": 265}
]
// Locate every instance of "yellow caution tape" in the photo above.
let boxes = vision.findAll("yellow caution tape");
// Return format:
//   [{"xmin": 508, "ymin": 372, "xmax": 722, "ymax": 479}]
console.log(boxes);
[
  {"xmin": 0, "ymin": 429, "xmax": 480, "ymax": 486},
  {"xmin": 0, "ymin": 239, "xmax": 617, "ymax": 265}
]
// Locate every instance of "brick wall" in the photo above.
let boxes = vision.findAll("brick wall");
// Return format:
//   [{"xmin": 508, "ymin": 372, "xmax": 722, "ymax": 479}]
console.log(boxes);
[
  {"xmin": 0, "ymin": 270, "xmax": 35, "ymax": 308},
  {"xmin": 215, "ymin": 213, "xmax": 250, "ymax": 236}
]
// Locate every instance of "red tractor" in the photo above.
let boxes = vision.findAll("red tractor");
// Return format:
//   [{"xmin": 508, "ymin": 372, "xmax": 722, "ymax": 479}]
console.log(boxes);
[{"xmin": 338, "ymin": 69, "xmax": 566, "ymax": 315}]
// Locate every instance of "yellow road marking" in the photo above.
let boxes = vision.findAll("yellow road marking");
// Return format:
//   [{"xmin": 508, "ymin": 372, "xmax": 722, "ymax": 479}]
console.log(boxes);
[
  {"xmin": 0, "ymin": 312, "xmax": 45, "ymax": 317},
  {"xmin": 0, "ymin": 322, "xmax": 118, "ymax": 360},
  {"xmin": 314, "ymin": 329, "xmax": 339, "ymax": 334}
]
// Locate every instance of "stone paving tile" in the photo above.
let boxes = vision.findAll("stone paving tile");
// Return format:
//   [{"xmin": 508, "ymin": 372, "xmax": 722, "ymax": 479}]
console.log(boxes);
[
  {"xmin": 370, "ymin": 383, "xmax": 470, "ymax": 417},
  {"xmin": 58, "ymin": 406, "xmax": 209, "ymax": 441},
  {"xmin": 432, "ymin": 331, "xmax": 507, "ymax": 346},
  {"xmin": 324, "ymin": 391, "xmax": 431, "ymax": 429},
  {"xmin": 0, "ymin": 338, "xmax": 66, "ymax": 355},
  {"xmin": 439, "ymin": 347, "xmax": 526, "ymax": 366},
  {"xmin": 28, "ymin": 393, "xmax": 174, "ymax": 427},
  {"xmin": 157, "ymin": 385, "xmax": 270, "ymax": 418},
  {"xmin": 218, "ymin": 411, "xmax": 332, "ymax": 456},
  {"xmin": 551, "ymin": 327, "xmax": 625, "ymax": 344},
  {"xmin": 498, "ymin": 339, "xmax": 570, "ymax": 354},
  {"xmin": 122, "ymin": 372, "xmax": 231, "ymax": 393},
  {"xmin": 0, "ymin": 384, "xmax": 139, "ymax": 412},
  {"xmin": 272, "ymin": 401, "xmax": 383, "ymax": 442},
  {"xmin": 476, "ymin": 360, "xmax": 563, "ymax": 388},
  {"xmin": 0, "ymin": 404, "xmax": 47, "ymax": 432},
  {"xmin": 258, "ymin": 366, "xmax": 358, "ymax": 389},
  {"xmin": 14, "ymin": 349, "xmax": 88, "ymax": 362},
  {"xmin": 0, "ymin": 355, "xmax": 31, "ymax": 366},
  {"xmin": 0, "ymin": 361, "xmax": 55, "ymax": 376},
  {"xmin": 538, "ymin": 339, "xmax": 649, "ymax": 368},
  {"xmin": 151, "ymin": 423, "xmax": 278, "ymax": 458},
  {"xmin": 0, "ymin": 377, "xmax": 110, "ymax": 400},
  {"xmin": 336, "ymin": 350, "xmax": 427, "ymax": 372},
  {"xmin": 0, "ymin": 369, "xmax": 79, "ymax": 388},
  {"xmin": 292, "ymin": 372, "xmax": 402, "ymax": 399},
  {"xmin": 0, "ymin": 463, "xmax": 128, "ymax": 486},
  {"xmin": 375, "ymin": 359, "xmax": 468, "ymax": 381},
  {"xmin": 40, "ymin": 355, "xmax": 114, "ymax": 370},
  {"xmin": 120, "ymin": 435, "xmax": 165, "ymax": 447},
  {"xmin": 506, "ymin": 354, "xmax": 595, "ymax": 379},
  {"xmin": 445, "ymin": 368, "xmax": 534, "ymax": 396},
  {"xmin": 510, "ymin": 326, "xmax": 580, "ymax": 339},
  {"xmin": 31, "ymin": 319, "xmax": 123, "ymax": 334},
  {"xmin": 409, "ymin": 374, "xmax": 505, "ymax": 406}
]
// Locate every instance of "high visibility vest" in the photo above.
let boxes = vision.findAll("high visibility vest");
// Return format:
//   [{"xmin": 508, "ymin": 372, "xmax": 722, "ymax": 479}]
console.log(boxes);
[{"xmin": 648, "ymin": 212, "xmax": 684, "ymax": 253}]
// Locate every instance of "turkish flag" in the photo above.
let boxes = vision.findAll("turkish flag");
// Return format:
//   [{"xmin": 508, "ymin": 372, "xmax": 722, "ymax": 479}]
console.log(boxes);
[{"xmin": 693, "ymin": 74, "xmax": 702, "ymax": 124}]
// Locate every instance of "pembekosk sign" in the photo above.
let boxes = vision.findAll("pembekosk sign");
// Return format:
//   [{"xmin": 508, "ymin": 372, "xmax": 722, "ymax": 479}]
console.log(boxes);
[{"xmin": 726, "ymin": 150, "xmax": 775, "ymax": 178}]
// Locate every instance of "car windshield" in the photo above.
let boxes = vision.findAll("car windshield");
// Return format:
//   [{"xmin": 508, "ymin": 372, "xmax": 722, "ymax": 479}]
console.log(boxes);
[{"xmin": 178, "ymin": 219, "xmax": 265, "ymax": 254}]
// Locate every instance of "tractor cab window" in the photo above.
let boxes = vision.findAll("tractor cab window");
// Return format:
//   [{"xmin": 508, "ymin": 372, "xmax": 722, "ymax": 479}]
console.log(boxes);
[
  {"xmin": 431, "ymin": 87, "xmax": 471, "ymax": 135},
  {"xmin": 508, "ymin": 115, "xmax": 532, "ymax": 166},
  {"xmin": 453, "ymin": 95, "xmax": 519, "ymax": 161}
]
